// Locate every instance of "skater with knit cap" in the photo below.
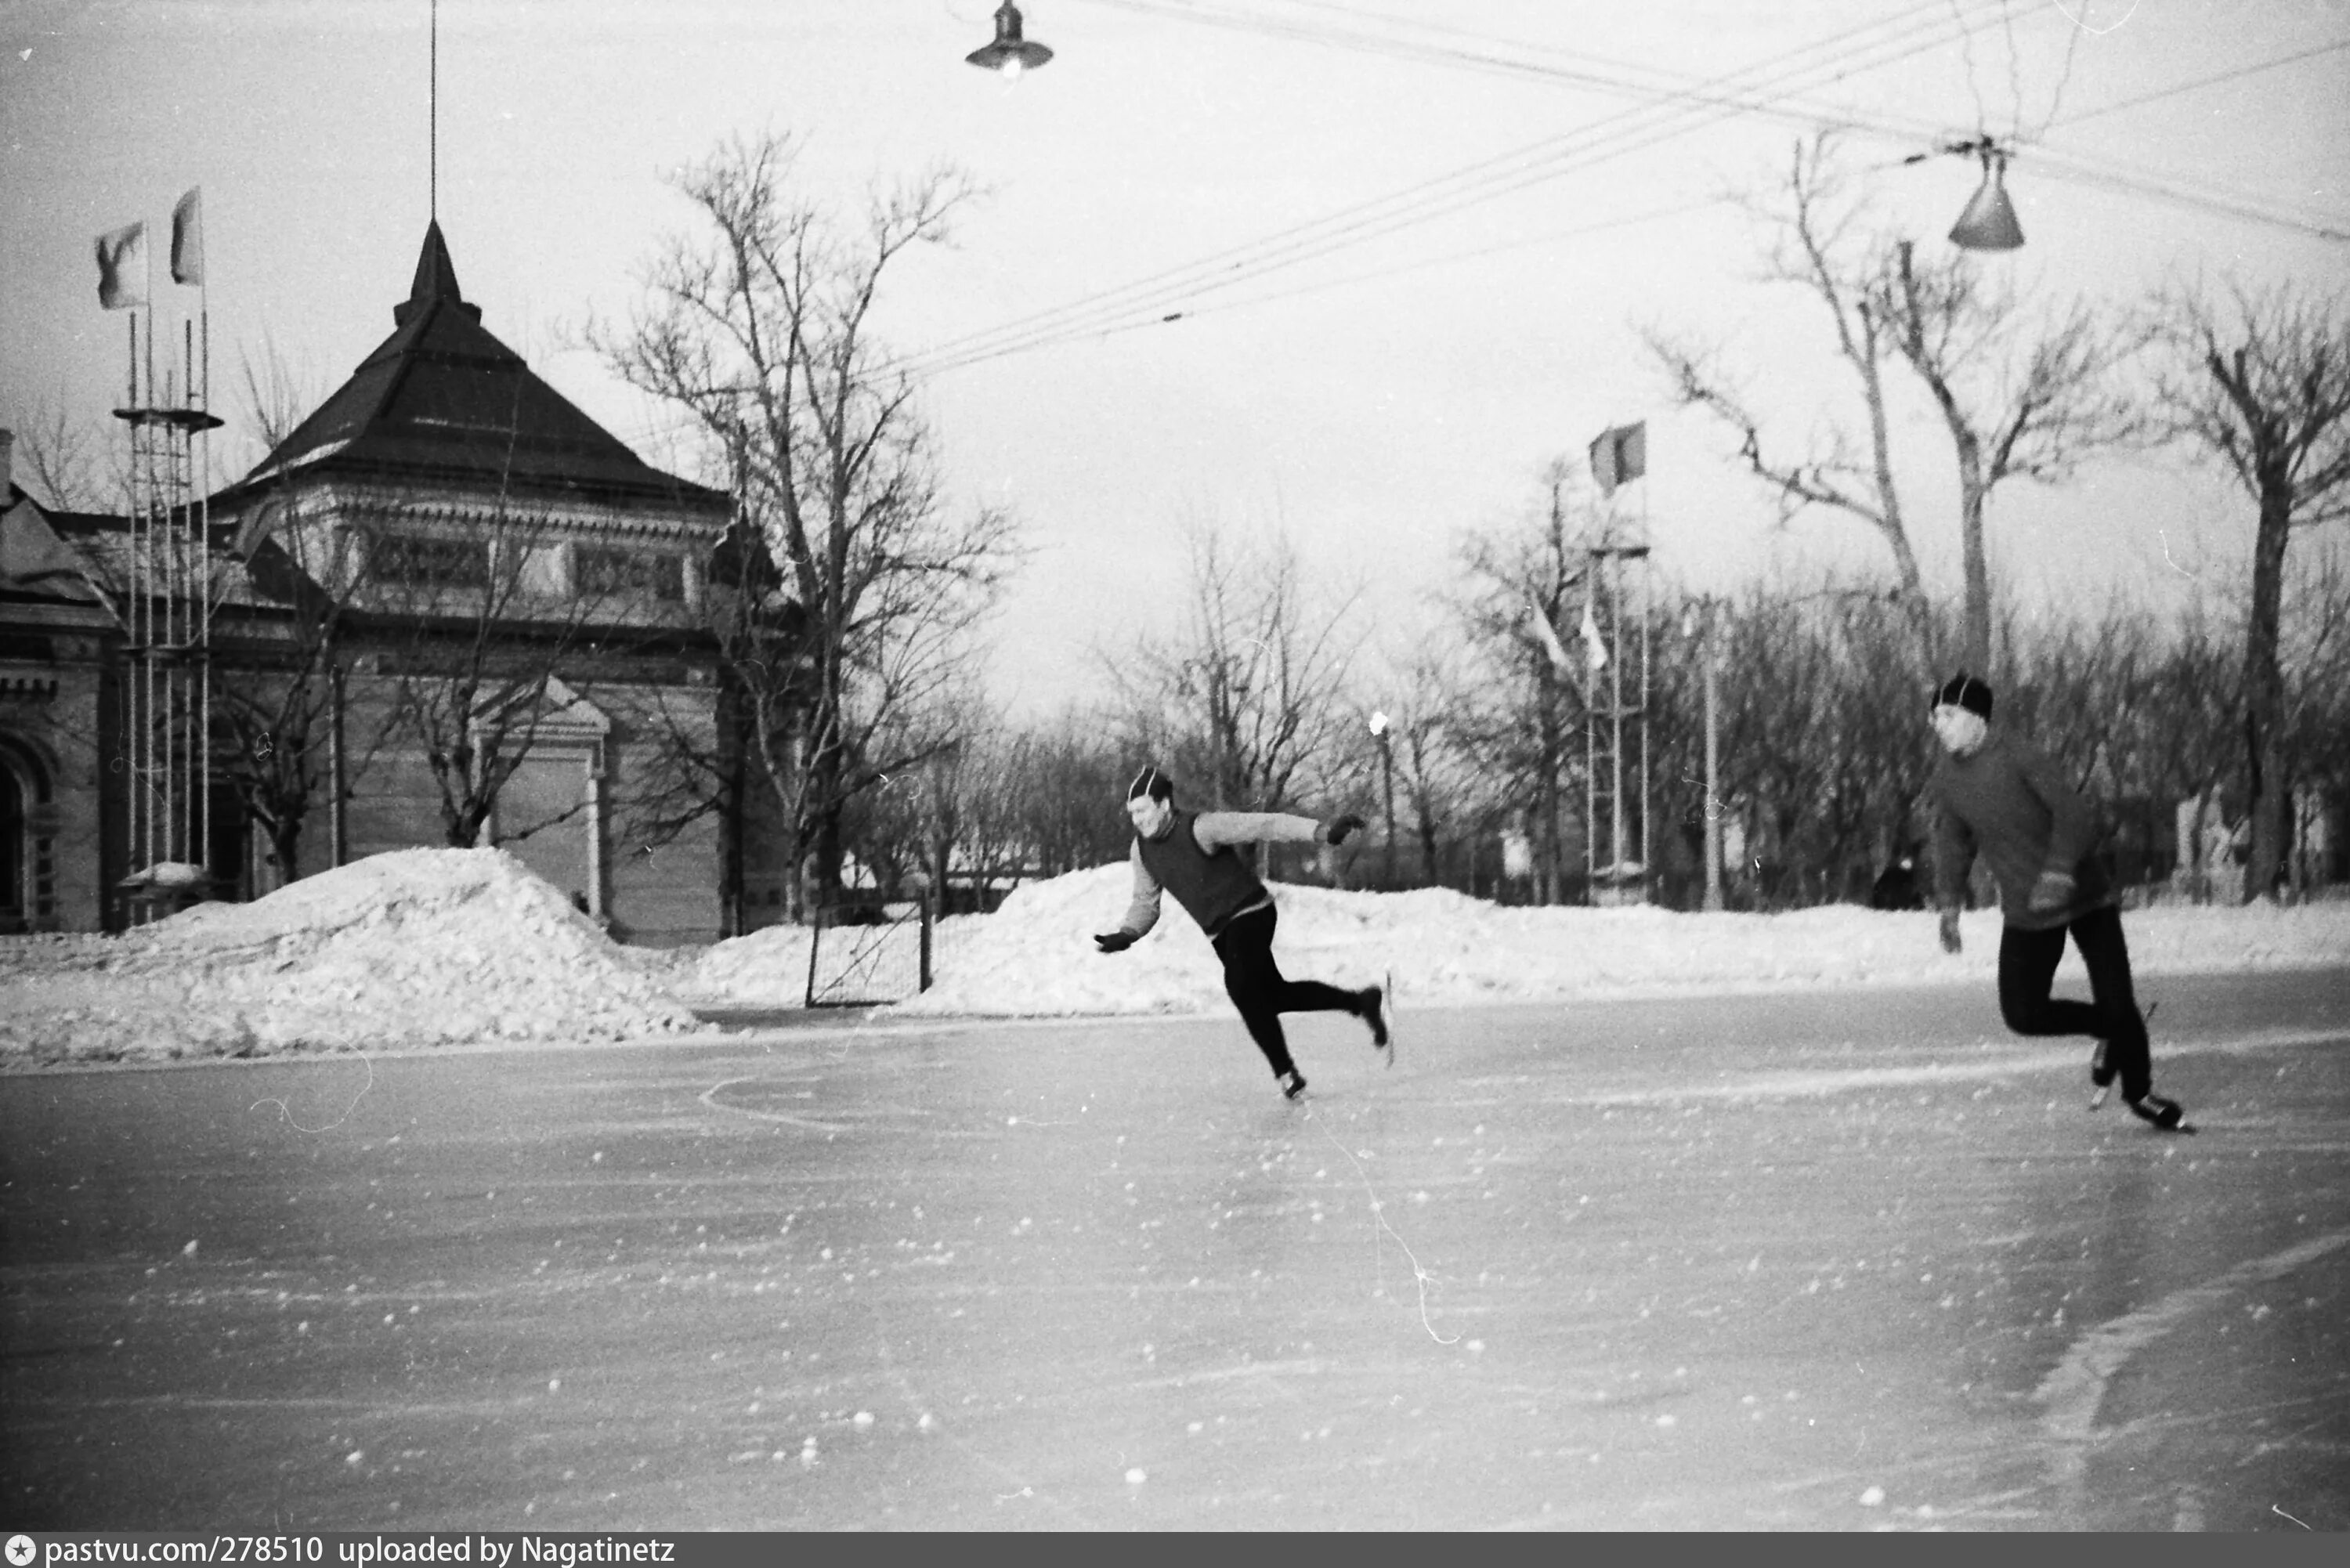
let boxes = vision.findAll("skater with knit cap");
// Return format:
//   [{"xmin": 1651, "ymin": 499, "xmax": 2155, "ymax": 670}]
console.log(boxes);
[
  {"xmin": 1925, "ymin": 672, "xmax": 2189, "ymax": 1131},
  {"xmin": 1096, "ymin": 765, "xmax": 1392, "ymax": 1100}
]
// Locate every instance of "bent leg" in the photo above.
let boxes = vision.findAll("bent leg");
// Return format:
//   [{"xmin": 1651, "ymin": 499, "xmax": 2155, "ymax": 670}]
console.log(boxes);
[
  {"xmin": 2069, "ymin": 905, "xmax": 2153, "ymax": 1103},
  {"xmin": 1998, "ymin": 922, "xmax": 2103, "ymax": 1039},
  {"xmin": 1246, "ymin": 905, "xmax": 1367, "ymax": 1018},
  {"xmin": 1212, "ymin": 909, "xmax": 1296, "ymax": 1079}
]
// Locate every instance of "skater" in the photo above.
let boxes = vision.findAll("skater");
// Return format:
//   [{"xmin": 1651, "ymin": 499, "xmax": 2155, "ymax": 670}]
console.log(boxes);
[
  {"xmin": 1094, "ymin": 765, "xmax": 1390, "ymax": 1100},
  {"xmin": 1925, "ymin": 672, "xmax": 2188, "ymax": 1131}
]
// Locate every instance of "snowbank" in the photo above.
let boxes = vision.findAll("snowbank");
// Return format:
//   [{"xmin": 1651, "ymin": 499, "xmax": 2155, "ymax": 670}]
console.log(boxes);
[
  {"xmin": 4, "ymin": 852, "xmax": 2343, "ymax": 1065},
  {"xmin": 0, "ymin": 848, "xmax": 707, "ymax": 1066},
  {"xmin": 668, "ymin": 920, "xmax": 818, "ymax": 1006},
  {"xmin": 888, "ymin": 863, "xmax": 2350, "ymax": 1017}
]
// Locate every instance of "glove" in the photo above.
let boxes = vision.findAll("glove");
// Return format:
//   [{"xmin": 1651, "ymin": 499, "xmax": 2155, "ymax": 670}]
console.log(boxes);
[
  {"xmin": 1323, "ymin": 813, "xmax": 1368, "ymax": 846},
  {"xmin": 1094, "ymin": 930, "xmax": 1137, "ymax": 954},
  {"xmin": 1938, "ymin": 909, "xmax": 1963, "ymax": 955},
  {"xmin": 2027, "ymin": 869, "xmax": 2076, "ymax": 914}
]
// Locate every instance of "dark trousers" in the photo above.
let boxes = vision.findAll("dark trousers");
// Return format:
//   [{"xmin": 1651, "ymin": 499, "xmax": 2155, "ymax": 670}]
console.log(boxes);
[
  {"xmin": 1997, "ymin": 904, "xmax": 2152, "ymax": 1102},
  {"xmin": 1209, "ymin": 903, "xmax": 1361, "ymax": 1079}
]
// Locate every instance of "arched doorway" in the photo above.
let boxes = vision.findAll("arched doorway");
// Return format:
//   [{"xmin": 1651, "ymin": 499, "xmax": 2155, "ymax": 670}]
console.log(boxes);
[{"xmin": 0, "ymin": 745, "xmax": 32, "ymax": 933}]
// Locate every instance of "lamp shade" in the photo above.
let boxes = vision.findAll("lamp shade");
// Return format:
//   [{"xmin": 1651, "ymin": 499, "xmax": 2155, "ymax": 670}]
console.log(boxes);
[
  {"xmin": 1949, "ymin": 151, "xmax": 2024, "ymax": 251},
  {"xmin": 967, "ymin": 2, "xmax": 1054, "ymax": 74}
]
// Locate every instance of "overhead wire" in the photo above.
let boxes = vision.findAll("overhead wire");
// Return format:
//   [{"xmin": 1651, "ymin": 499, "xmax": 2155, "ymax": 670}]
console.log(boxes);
[
  {"xmin": 899, "ymin": 4, "xmax": 2348, "ymax": 378},
  {"xmin": 892, "ymin": 0, "xmax": 2021, "ymax": 379}
]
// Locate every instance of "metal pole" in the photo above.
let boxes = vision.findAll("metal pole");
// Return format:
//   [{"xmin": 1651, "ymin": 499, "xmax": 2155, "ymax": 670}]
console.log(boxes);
[
  {"xmin": 1609, "ymin": 555, "xmax": 1625, "ymax": 881},
  {"xmin": 1638, "ymin": 553, "xmax": 1650, "ymax": 889},
  {"xmin": 1703, "ymin": 606, "xmax": 1723, "ymax": 912},
  {"xmin": 1380, "ymin": 730, "xmax": 1395, "ymax": 887}
]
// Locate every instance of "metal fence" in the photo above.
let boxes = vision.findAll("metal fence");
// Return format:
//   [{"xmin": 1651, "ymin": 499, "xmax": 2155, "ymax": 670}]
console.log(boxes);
[{"xmin": 804, "ymin": 898, "xmax": 932, "ymax": 1007}]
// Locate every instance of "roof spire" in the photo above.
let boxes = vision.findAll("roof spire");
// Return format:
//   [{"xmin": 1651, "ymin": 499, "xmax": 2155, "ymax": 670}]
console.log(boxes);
[{"xmin": 394, "ymin": 220, "xmax": 477, "ymax": 326}]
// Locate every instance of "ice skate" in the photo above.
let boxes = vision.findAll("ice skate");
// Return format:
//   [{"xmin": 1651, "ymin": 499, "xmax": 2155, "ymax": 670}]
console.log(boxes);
[
  {"xmin": 2126, "ymin": 1093, "xmax": 2192, "ymax": 1133},
  {"xmin": 1361, "ymin": 974, "xmax": 1394, "ymax": 1067},
  {"xmin": 2092, "ymin": 1002, "xmax": 2152, "ymax": 1111},
  {"xmin": 1278, "ymin": 1069, "xmax": 1309, "ymax": 1102}
]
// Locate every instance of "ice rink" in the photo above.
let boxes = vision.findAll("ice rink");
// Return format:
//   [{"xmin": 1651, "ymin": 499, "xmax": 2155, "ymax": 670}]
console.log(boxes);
[{"xmin": 5, "ymin": 969, "xmax": 2347, "ymax": 1531}]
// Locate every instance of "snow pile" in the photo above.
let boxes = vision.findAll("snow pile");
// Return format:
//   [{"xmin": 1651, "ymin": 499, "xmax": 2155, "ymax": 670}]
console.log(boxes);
[
  {"xmin": 670, "ymin": 920, "xmax": 818, "ymax": 1005},
  {"xmin": 4, "ymin": 851, "xmax": 2344, "ymax": 1064},
  {"xmin": 890, "ymin": 863, "xmax": 2350, "ymax": 1018},
  {"xmin": 0, "ymin": 848, "xmax": 707, "ymax": 1065}
]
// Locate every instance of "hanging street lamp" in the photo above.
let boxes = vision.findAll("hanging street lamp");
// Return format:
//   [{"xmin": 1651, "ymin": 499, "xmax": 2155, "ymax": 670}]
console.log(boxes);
[
  {"xmin": 967, "ymin": 2, "xmax": 1054, "ymax": 78},
  {"xmin": 1904, "ymin": 136, "xmax": 2026, "ymax": 251},
  {"xmin": 1948, "ymin": 146, "xmax": 2025, "ymax": 251}
]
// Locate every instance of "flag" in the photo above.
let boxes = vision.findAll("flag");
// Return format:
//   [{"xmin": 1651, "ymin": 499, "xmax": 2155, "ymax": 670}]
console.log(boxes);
[
  {"xmin": 1528, "ymin": 595, "xmax": 1572, "ymax": 671},
  {"xmin": 170, "ymin": 187, "xmax": 204, "ymax": 285},
  {"xmin": 1589, "ymin": 421, "xmax": 1647, "ymax": 497},
  {"xmin": 96, "ymin": 221, "xmax": 146, "ymax": 309},
  {"xmin": 1580, "ymin": 598, "xmax": 1610, "ymax": 671}
]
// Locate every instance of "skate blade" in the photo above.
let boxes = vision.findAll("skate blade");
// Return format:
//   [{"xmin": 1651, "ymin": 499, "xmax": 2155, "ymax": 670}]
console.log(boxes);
[
  {"xmin": 2088, "ymin": 1085, "xmax": 2109, "ymax": 1111},
  {"xmin": 1379, "ymin": 968, "xmax": 1396, "ymax": 1068}
]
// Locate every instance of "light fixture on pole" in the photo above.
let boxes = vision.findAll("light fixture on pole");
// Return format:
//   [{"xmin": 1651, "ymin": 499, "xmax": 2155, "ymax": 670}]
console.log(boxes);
[
  {"xmin": 967, "ymin": 2, "xmax": 1054, "ymax": 78},
  {"xmin": 1369, "ymin": 711, "xmax": 1396, "ymax": 887},
  {"xmin": 1948, "ymin": 146, "xmax": 2024, "ymax": 251}
]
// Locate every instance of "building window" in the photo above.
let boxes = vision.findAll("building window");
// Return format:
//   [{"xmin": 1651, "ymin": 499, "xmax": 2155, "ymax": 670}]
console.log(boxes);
[
  {"xmin": 374, "ymin": 534, "xmax": 490, "ymax": 588},
  {"xmin": 577, "ymin": 545, "xmax": 685, "ymax": 603}
]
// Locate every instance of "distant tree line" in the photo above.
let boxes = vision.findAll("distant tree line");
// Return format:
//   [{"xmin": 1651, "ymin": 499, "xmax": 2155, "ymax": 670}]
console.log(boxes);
[{"xmin": 845, "ymin": 518, "xmax": 2348, "ymax": 916}]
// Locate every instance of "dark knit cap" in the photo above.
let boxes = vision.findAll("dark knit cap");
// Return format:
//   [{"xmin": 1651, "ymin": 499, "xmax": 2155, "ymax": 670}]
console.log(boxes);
[
  {"xmin": 1934, "ymin": 671, "xmax": 1994, "ymax": 720},
  {"xmin": 1126, "ymin": 764, "xmax": 1175, "ymax": 803}
]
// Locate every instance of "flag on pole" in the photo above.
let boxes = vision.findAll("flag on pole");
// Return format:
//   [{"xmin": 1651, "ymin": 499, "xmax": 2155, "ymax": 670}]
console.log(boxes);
[
  {"xmin": 1589, "ymin": 421, "xmax": 1647, "ymax": 497},
  {"xmin": 1528, "ymin": 595, "xmax": 1573, "ymax": 671},
  {"xmin": 170, "ymin": 187, "xmax": 204, "ymax": 285},
  {"xmin": 1580, "ymin": 598, "xmax": 1611, "ymax": 671},
  {"xmin": 96, "ymin": 221, "xmax": 147, "ymax": 309}
]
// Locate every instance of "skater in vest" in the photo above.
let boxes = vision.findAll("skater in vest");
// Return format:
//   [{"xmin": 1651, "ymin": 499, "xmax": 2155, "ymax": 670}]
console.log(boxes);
[
  {"xmin": 1926, "ymin": 673, "xmax": 2189, "ymax": 1131},
  {"xmin": 1094, "ymin": 765, "xmax": 1391, "ymax": 1100}
]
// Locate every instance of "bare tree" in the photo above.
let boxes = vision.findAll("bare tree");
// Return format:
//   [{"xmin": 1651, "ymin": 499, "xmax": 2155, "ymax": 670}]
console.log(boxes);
[
  {"xmin": 1105, "ymin": 518, "xmax": 1364, "ymax": 822},
  {"xmin": 1646, "ymin": 136, "xmax": 1932, "ymax": 656},
  {"xmin": 210, "ymin": 522, "xmax": 365, "ymax": 887},
  {"xmin": 596, "ymin": 131, "xmax": 1019, "ymax": 919},
  {"xmin": 1000, "ymin": 706, "xmax": 1130, "ymax": 879},
  {"xmin": 354, "ymin": 498, "xmax": 632, "ymax": 850},
  {"xmin": 1447, "ymin": 461, "xmax": 1598, "ymax": 905},
  {"xmin": 2279, "ymin": 537, "xmax": 2350, "ymax": 895},
  {"xmin": 3, "ymin": 395, "xmax": 120, "ymax": 513},
  {"xmin": 1876, "ymin": 240, "xmax": 2144, "ymax": 670},
  {"xmin": 1361, "ymin": 638, "xmax": 1477, "ymax": 888},
  {"xmin": 1648, "ymin": 133, "xmax": 2144, "ymax": 672},
  {"xmin": 232, "ymin": 334, "xmax": 327, "ymax": 474},
  {"xmin": 2146, "ymin": 279, "xmax": 2350, "ymax": 901}
]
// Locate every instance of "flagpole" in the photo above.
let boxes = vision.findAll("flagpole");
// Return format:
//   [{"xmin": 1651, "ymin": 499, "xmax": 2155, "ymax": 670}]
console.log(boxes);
[
  {"xmin": 430, "ymin": 0, "xmax": 439, "ymax": 223},
  {"xmin": 200, "ymin": 261, "xmax": 212, "ymax": 880}
]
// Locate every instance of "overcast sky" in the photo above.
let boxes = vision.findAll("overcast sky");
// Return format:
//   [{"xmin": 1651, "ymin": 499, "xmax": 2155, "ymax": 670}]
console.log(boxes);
[{"xmin": 5, "ymin": 0, "xmax": 2346, "ymax": 716}]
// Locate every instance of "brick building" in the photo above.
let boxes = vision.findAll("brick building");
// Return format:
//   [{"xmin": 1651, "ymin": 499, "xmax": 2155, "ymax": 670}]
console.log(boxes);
[{"xmin": 1, "ymin": 224, "xmax": 772, "ymax": 942}]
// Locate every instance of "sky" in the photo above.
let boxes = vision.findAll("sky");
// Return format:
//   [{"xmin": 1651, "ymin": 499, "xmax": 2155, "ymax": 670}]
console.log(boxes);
[
  {"xmin": 4, "ymin": 845, "xmax": 2348, "ymax": 1062},
  {"xmin": 4, "ymin": 1, "xmax": 2348, "ymax": 720}
]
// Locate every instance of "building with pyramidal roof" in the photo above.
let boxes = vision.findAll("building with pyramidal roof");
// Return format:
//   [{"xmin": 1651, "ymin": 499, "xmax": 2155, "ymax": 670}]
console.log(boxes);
[{"xmin": 2, "ymin": 224, "xmax": 772, "ymax": 942}]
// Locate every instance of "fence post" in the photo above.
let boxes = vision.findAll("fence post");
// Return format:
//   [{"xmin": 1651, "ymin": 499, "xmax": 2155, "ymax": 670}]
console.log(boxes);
[
  {"xmin": 919, "ymin": 887, "xmax": 934, "ymax": 992},
  {"xmin": 803, "ymin": 907, "xmax": 822, "ymax": 1009}
]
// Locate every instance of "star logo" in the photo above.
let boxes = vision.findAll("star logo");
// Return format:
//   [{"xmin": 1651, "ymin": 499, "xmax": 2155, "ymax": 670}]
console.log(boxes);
[{"xmin": 7, "ymin": 1535, "xmax": 38, "ymax": 1567}]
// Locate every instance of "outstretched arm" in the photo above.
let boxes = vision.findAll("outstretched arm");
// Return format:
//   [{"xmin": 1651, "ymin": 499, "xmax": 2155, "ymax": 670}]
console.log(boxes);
[
  {"xmin": 1193, "ymin": 811, "xmax": 1365, "ymax": 850},
  {"xmin": 1097, "ymin": 840, "xmax": 1162, "ymax": 952}
]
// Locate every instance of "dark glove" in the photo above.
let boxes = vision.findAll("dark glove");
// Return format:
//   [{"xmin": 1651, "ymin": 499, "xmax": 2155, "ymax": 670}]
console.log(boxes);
[
  {"xmin": 1938, "ymin": 909, "xmax": 1963, "ymax": 956},
  {"xmin": 1323, "ymin": 813, "xmax": 1368, "ymax": 846},
  {"xmin": 1094, "ymin": 930, "xmax": 1137, "ymax": 954}
]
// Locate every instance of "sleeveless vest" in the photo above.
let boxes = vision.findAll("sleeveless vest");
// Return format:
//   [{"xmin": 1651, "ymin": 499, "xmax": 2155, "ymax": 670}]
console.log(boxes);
[{"xmin": 1137, "ymin": 807, "xmax": 1269, "ymax": 937}]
